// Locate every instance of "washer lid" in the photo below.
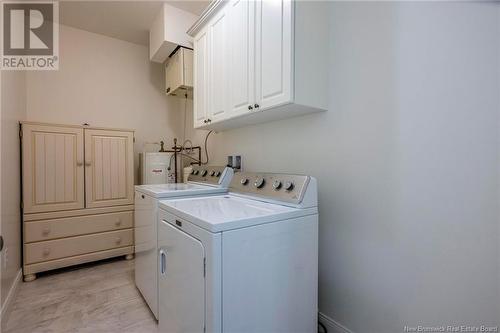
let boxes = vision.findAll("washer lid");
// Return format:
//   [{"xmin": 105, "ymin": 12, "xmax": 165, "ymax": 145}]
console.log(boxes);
[
  {"xmin": 159, "ymin": 195, "xmax": 318, "ymax": 232},
  {"xmin": 135, "ymin": 183, "xmax": 226, "ymax": 198}
]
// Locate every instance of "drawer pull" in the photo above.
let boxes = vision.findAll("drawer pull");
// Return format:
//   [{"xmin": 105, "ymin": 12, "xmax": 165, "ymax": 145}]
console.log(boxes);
[
  {"xmin": 42, "ymin": 248, "xmax": 50, "ymax": 256},
  {"xmin": 42, "ymin": 227, "xmax": 51, "ymax": 235},
  {"xmin": 115, "ymin": 219, "xmax": 122, "ymax": 227},
  {"xmin": 115, "ymin": 237, "xmax": 122, "ymax": 245}
]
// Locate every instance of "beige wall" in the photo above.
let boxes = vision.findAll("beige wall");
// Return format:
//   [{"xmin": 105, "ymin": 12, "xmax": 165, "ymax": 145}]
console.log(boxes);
[
  {"xmin": 1, "ymin": 71, "xmax": 26, "ymax": 310},
  {"xmin": 187, "ymin": 2, "xmax": 500, "ymax": 332},
  {"xmin": 26, "ymin": 24, "xmax": 183, "ymax": 183}
]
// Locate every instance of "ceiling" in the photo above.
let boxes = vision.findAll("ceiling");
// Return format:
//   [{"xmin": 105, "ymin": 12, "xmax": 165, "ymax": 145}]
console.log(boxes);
[{"xmin": 60, "ymin": 1, "xmax": 209, "ymax": 46}]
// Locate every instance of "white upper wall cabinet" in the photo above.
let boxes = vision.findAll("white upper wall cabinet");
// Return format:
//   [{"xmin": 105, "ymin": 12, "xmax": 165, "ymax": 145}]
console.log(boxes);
[
  {"xmin": 193, "ymin": 27, "xmax": 209, "ymax": 128},
  {"xmin": 150, "ymin": 4, "xmax": 198, "ymax": 63},
  {"xmin": 228, "ymin": 0, "xmax": 255, "ymax": 118},
  {"xmin": 188, "ymin": 0, "xmax": 329, "ymax": 131},
  {"xmin": 255, "ymin": 0, "xmax": 292, "ymax": 110},
  {"xmin": 207, "ymin": 7, "xmax": 230, "ymax": 123}
]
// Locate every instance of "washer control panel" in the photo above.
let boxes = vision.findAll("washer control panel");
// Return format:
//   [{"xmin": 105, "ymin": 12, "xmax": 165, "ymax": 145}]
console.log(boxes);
[
  {"xmin": 230, "ymin": 172, "xmax": 310, "ymax": 204},
  {"xmin": 188, "ymin": 165, "xmax": 228, "ymax": 185}
]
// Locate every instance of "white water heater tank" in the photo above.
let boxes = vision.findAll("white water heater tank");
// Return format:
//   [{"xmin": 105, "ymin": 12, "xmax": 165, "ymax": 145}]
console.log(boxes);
[{"xmin": 139, "ymin": 152, "xmax": 175, "ymax": 185}]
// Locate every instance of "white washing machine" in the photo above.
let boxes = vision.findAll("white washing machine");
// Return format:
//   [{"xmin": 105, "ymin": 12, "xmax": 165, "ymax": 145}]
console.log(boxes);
[
  {"xmin": 134, "ymin": 165, "xmax": 233, "ymax": 319},
  {"xmin": 157, "ymin": 172, "xmax": 318, "ymax": 333}
]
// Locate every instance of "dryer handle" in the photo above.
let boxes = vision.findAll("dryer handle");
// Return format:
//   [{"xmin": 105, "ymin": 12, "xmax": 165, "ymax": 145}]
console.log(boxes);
[{"xmin": 159, "ymin": 249, "xmax": 167, "ymax": 276}]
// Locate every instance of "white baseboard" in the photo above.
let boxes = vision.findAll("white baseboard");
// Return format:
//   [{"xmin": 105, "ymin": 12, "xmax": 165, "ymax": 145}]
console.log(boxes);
[
  {"xmin": 0, "ymin": 269, "xmax": 22, "ymax": 325},
  {"xmin": 319, "ymin": 312, "xmax": 354, "ymax": 333}
]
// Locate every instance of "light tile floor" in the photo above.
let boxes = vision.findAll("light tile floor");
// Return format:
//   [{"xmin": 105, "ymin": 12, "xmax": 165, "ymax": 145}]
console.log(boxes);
[{"xmin": 2, "ymin": 258, "xmax": 158, "ymax": 333}]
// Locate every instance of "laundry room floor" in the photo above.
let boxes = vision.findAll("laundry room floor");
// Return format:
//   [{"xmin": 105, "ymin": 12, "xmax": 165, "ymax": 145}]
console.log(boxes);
[{"xmin": 3, "ymin": 258, "xmax": 158, "ymax": 333}]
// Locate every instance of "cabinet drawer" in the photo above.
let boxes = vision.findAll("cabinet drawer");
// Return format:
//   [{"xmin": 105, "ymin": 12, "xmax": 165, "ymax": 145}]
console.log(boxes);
[
  {"xmin": 25, "ymin": 211, "xmax": 133, "ymax": 243},
  {"xmin": 25, "ymin": 229, "xmax": 133, "ymax": 264}
]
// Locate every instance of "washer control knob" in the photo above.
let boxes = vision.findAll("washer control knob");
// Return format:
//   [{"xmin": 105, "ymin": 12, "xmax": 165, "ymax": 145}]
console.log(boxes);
[
  {"xmin": 215, "ymin": 171, "xmax": 221, "ymax": 177},
  {"xmin": 272, "ymin": 180, "xmax": 282, "ymax": 190},
  {"xmin": 194, "ymin": 170, "xmax": 199, "ymax": 175},
  {"xmin": 191, "ymin": 169, "xmax": 196, "ymax": 174},
  {"xmin": 284, "ymin": 181, "xmax": 294, "ymax": 191},
  {"xmin": 254, "ymin": 177, "xmax": 265, "ymax": 189},
  {"xmin": 201, "ymin": 170, "xmax": 208, "ymax": 177},
  {"xmin": 210, "ymin": 170, "xmax": 216, "ymax": 177},
  {"xmin": 240, "ymin": 178, "xmax": 249, "ymax": 185}
]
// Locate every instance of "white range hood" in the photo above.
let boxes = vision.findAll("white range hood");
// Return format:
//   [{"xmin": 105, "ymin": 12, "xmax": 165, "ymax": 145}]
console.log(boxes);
[{"xmin": 149, "ymin": 4, "xmax": 198, "ymax": 63}]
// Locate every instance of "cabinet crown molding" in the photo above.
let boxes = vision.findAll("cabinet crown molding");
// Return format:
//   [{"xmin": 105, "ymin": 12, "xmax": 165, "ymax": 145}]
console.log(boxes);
[{"xmin": 187, "ymin": 0, "xmax": 225, "ymax": 37}]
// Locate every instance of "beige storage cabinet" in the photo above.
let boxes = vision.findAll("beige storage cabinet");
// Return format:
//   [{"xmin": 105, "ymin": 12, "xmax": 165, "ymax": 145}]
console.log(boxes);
[
  {"xmin": 165, "ymin": 47, "xmax": 193, "ymax": 96},
  {"xmin": 21, "ymin": 122, "xmax": 135, "ymax": 282}
]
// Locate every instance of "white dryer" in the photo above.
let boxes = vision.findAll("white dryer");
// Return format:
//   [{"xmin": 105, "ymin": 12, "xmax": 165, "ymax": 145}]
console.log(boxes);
[
  {"xmin": 134, "ymin": 165, "xmax": 233, "ymax": 319},
  {"xmin": 158, "ymin": 172, "xmax": 318, "ymax": 333}
]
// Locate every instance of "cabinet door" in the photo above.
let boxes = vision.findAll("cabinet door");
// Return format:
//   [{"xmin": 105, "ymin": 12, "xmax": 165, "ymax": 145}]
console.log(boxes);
[
  {"xmin": 207, "ymin": 8, "xmax": 230, "ymax": 123},
  {"xmin": 255, "ymin": 0, "xmax": 293, "ymax": 110},
  {"xmin": 22, "ymin": 124, "xmax": 85, "ymax": 213},
  {"xmin": 165, "ymin": 50, "xmax": 181, "ymax": 95},
  {"xmin": 228, "ymin": 0, "xmax": 255, "ymax": 118},
  {"xmin": 183, "ymin": 48, "xmax": 194, "ymax": 88},
  {"xmin": 193, "ymin": 28, "xmax": 209, "ymax": 128},
  {"xmin": 84, "ymin": 129, "xmax": 134, "ymax": 208}
]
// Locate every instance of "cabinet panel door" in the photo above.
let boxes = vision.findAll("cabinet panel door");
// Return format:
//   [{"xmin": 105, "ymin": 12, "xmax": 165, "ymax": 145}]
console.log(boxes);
[
  {"xmin": 255, "ymin": 0, "xmax": 293, "ymax": 110},
  {"xmin": 165, "ymin": 50, "xmax": 182, "ymax": 95},
  {"xmin": 183, "ymin": 48, "xmax": 194, "ymax": 88},
  {"xmin": 85, "ymin": 129, "xmax": 134, "ymax": 208},
  {"xmin": 208, "ymin": 8, "xmax": 230, "ymax": 122},
  {"xmin": 228, "ymin": 0, "xmax": 255, "ymax": 118},
  {"xmin": 22, "ymin": 124, "xmax": 84, "ymax": 213},
  {"xmin": 193, "ymin": 28, "xmax": 209, "ymax": 128}
]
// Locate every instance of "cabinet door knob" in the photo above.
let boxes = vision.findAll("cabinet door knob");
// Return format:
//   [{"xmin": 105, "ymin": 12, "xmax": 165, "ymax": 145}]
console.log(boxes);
[
  {"xmin": 115, "ymin": 219, "xmax": 122, "ymax": 227},
  {"xmin": 254, "ymin": 104, "xmax": 260, "ymax": 108},
  {"xmin": 42, "ymin": 227, "xmax": 51, "ymax": 235},
  {"xmin": 43, "ymin": 248, "xmax": 51, "ymax": 256},
  {"xmin": 248, "ymin": 105, "xmax": 253, "ymax": 110},
  {"xmin": 115, "ymin": 237, "xmax": 122, "ymax": 245},
  {"xmin": 141, "ymin": 194, "xmax": 145, "ymax": 199},
  {"xmin": 76, "ymin": 161, "xmax": 83, "ymax": 167},
  {"xmin": 203, "ymin": 119, "xmax": 208, "ymax": 124},
  {"xmin": 85, "ymin": 161, "xmax": 91, "ymax": 166},
  {"xmin": 208, "ymin": 119, "xmax": 212, "ymax": 123}
]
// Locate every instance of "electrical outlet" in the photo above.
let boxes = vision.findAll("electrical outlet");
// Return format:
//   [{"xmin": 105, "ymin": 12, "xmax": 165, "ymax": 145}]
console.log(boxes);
[{"xmin": 227, "ymin": 155, "xmax": 242, "ymax": 171}]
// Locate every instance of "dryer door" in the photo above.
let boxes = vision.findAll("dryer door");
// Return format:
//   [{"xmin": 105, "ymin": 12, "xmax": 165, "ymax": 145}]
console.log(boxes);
[{"xmin": 158, "ymin": 219, "xmax": 205, "ymax": 333}]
